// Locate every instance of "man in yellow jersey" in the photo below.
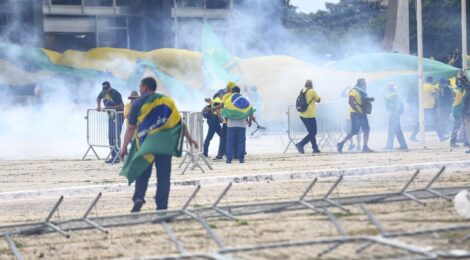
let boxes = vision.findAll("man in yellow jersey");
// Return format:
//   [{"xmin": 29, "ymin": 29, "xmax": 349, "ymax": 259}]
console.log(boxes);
[
  {"xmin": 410, "ymin": 76, "xmax": 448, "ymax": 142},
  {"xmin": 295, "ymin": 80, "xmax": 321, "ymax": 154},
  {"xmin": 203, "ymin": 89, "xmax": 225, "ymax": 157},
  {"xmin": 209, "ymin": 82, "xmax": 238, "ymax": 160},
  {"xmin": 451, "ymin": 77, "xmax": 466, "ymax": 147},
  {"xmin": 337, "ymin": 78, "xmax": 374, "ymax": 153}
]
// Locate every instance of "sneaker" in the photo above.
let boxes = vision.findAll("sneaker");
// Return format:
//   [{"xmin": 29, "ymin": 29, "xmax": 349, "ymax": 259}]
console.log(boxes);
[
  {"xmin": 466, "ymin": 150, "xmax": 470, "ymax": 154},
  {"xmin": 295, "ymin": 143, "xmax": 305, "ymax": 154},
  {"xmin": 213, "ymin": 156, "xmax": 223, "ymax": 161},
  {"xmin": 131, "ymin": 199, "xmax": 144, "ymax": 213},
  {"xmin": 313, "ymin": 149, "xmax": 321, "ymax": 154},
  {"xmin": 450, "ymin": 142, "xmax": 459, "ymax": 148},
  {"xmin": 337, "ymin": 143, "xmax": 344, "ymax": 153},
  {"xmin": 398, "ymin": 146, "xmax": 408, "ymax": 151},
  {"xmin": 362, "ymin": 146, "xmax": 374, "ymax": 153},
  {"xmin": 226, "ymin": 160, "xmax": 232, "ymax": 164},
  {"xmin": 239, "ymin": 158, "xmax": 245, "ymax": 164}
]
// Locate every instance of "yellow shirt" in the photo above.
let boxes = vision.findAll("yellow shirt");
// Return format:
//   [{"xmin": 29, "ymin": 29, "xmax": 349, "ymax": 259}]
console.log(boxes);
[
  {"xmin": 423, "ymin": 83, "xmax": 438, "ymax": 109},
  {"xmin": 211, "ymin": 97, "xmax": 222, "ymax": 115},
  {"xmin": 124, "ymin": 102, "xmax": 132, "ymax": 119},
  {"xmin": 221, "ymin": 92, "xmax": 231, "ymax": 105},
  {"xmin": 299, "ymin": 88, "xmax": 320, "ymax": 118},
  {"xmin": 221, "ymin": 93, "xmax": 232, "ymax": 124},
  {"xmin": 348, "ymin": 88, "xmax": 363, "ymax": 113}
]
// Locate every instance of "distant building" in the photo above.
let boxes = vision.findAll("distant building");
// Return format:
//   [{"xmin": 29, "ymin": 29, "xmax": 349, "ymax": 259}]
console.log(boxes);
[{"xmin": 0, "ymin": 0, "xmax": 236, "ymax": 52}]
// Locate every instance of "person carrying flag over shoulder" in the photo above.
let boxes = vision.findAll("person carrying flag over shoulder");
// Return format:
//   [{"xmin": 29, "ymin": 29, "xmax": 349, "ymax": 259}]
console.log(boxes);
[
  {"xmin": 221, "ymin": 85, "xmax": 256, "ymax": 164},
  {"xmin": 119, "ymin": 77, "xmax": 198, "ymax": 213},
  {"xmin": 209, "ymin": 82, "xmax": 256, "ymax": 163}
]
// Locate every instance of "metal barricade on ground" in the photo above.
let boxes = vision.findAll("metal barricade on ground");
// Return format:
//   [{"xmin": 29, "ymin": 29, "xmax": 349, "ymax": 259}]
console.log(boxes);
[
  {"xmin": 178, "ymin": 111, "xmax": 213, "ymax": 174},
  {"xmin": 284, "ymin": 104, "xmax": 345, "ymax": 153},
  {"xmin": 82, "ymin": 109, "xmax": 124, "ymax": 162}
]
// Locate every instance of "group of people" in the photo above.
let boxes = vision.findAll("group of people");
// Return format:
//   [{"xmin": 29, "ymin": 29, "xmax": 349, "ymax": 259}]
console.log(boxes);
[
  {"xmin": 94, "ymin": 74, "xmax": 470, "ymax": 213},
  {"xmin": 202, "ymin": 82, "xmax": 256, "ymax": 164},
  {"xmin": 293, "ymin": 74, "xmax": 470, "ymax": 155}
]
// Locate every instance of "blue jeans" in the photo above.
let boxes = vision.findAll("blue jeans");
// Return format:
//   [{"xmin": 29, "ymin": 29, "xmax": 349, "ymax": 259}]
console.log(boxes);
[
  {"xmin": 132, "ymin": 154, "xmax": 172, "ymax": 210},
  {"xmin": 217, "ymin": 124, "xmax": 227, "ymax": 157},
  {"xmin": 203, "ymin": 116, "xmax": 222, "ymax": 156},
  {"xmin": 298, "ymin": 117, "xmax": 319, "ymax": 152},
  {"xmin": 226, "ymin": 127, "xmax": 246, "ymax": 161}
]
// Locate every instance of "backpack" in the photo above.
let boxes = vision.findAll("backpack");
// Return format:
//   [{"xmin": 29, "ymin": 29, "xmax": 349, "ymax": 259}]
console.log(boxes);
[
  {"xmin": 202, "ymin": 105, "xmax": 212, "ymax": 119},
  {"xmin": 296, "ymin": 89, "xmax": 313, "ymax": 112},
  {"xmin": 353, "ymin": 88, "xmax": 372, "ymax": 115}
]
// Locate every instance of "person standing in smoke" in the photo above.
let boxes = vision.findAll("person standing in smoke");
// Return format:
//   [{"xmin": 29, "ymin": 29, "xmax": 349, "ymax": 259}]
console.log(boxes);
[
  {"xmin": 384, "ymin": 83, "xmax": 407, "ymax": 151},
  {"xmin": 295, "ymin": 80, "xmax": 322, "ymax": 154},
  {"xmin": 436, "ymin": 78, "xmax": 454, "ymax": 135},
  {"xmin": 451, "ymin": 76, "xmax": 467, "ymax": 147},
  {"xmin": 337, "ymin": 78, "xmax": 374, "ymax": 153},
  {"xmin": 460, "ymin": 75, "xmax": 470, "ymax": 153},
  {"xmin": 96, "ymin": 81, "xmax": 124, "ymax": 163},
  {"xmin": 341, "ymin": 86, "xmax": 361, "ymax": 151},
  {"xmin": 202, "ymin": 89, "xmax": 225, "ymax": 158},
  {"xmin": 410, "ymin": 76, "xmax": 449, "ymax": 142}
]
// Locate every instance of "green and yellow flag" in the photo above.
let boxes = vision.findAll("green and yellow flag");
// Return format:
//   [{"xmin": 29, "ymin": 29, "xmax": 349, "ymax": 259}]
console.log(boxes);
[
  {"xmin": 221, "ymin": 93, "xmax": 256, "ymax": 120},
  {"xmin": 120, "ymin": 93, "xmax": 184, "ymax": 185}
]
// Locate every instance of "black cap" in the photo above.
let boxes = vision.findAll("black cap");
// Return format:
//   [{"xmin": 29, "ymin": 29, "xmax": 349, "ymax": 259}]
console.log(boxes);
[{"xmin": 102, "ymin": 81, "xmax": 111, "ymax": 88}]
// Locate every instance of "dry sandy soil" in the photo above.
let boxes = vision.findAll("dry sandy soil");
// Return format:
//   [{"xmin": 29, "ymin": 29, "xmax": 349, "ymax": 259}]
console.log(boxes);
[{"xmin": 0, "ymin": 138, "xmax": 469, "ymax": 259}]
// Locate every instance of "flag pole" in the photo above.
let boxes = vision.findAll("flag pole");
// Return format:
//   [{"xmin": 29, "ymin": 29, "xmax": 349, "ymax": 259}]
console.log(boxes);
[
  {"xmin": 462, "ymin": 0, "xmax": 468, "ymax": 74},
  {"xmin": 416, "ymin": 0, "xmax": 425, "ymax": 147}
]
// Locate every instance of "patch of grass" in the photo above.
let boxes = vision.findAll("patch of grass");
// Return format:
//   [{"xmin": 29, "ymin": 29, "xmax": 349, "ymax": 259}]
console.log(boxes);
[
  {"xmin": 237, "ymin": 220, "xmax": 249, "ymax": 226},
  {"xmin": 193, "ymin": 204, "xmax": 203, "ymax": 208},
  {"xmin": 14, "ymin": 240, "xmax": 25, "ymax": 248},
  {"xmin": 333, "ymin": 211, "xmax": 355, "ymax": 219},
  {"xmin": 348, "ymin": 228, "xmax": 379, "ymax": 236},
  {"xmin": 208, "ymin": 223, "xmax": 217, "ymax": 229}
]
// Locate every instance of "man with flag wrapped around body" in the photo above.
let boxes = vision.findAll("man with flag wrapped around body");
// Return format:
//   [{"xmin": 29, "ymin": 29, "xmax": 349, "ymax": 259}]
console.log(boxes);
[
  {"xmin": 221, "ymin": 85, "xmax": 256, "ymax": 163},
  {"xmin": 119, "ymin": 77, "xmax": 198, "ymax": 213}
]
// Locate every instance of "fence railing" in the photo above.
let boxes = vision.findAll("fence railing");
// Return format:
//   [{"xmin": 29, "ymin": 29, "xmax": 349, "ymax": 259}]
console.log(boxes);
[
  {"xmin": 178, "ymin": 111, "xmax": 212, "ymax": 174},
  {"xmin": 284, "ymin": 104, "xmax": 346, "ymax": 153},
  {"xmin": 82, "ymin": 109, "xmax": 124, "ymax": 162}
]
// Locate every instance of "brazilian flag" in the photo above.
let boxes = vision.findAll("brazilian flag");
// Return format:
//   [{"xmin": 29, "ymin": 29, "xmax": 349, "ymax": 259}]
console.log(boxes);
[
  {"xmin": 221, "ymin": 93, "xmax": 256, "ymax": 120},
  {"xmin": 120, "ymin": 93, "xmax": 184, "ymax": 185}
]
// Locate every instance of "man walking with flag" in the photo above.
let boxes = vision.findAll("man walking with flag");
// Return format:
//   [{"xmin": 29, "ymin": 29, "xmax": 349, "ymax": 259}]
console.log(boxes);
[{"xmin": 119, "ymin": 77, "xmax": 198, "ymax": 213}]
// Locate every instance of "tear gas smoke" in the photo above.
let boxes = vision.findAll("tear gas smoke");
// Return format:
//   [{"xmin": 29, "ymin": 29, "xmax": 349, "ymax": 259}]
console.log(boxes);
[{"xmin": 0, "ymin": 0, "xmax": 399, "ymax": 159}]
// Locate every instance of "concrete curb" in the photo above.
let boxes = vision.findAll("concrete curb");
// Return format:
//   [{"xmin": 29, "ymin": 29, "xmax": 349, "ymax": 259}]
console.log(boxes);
[{"xmin": 1, "ymin": 160, "xmax": 469, "ymax": 201}]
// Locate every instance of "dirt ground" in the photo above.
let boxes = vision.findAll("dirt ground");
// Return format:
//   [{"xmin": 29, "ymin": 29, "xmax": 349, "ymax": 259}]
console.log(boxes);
[{"xmin": 0, "ymin": 134, "xmax": 469, "ymax": 260}]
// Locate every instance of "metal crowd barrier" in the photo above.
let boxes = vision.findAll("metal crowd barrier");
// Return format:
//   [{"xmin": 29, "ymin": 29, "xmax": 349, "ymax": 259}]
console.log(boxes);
[
  {"xmin": 178, "ymin": 111, "xmax": 213, "ymax": 174},
  {"xmin": 284, "ymin": 104, "xmax": 346, "ymax": 153},
  {"xmin": 82, "ymin": 109, "xmax": 124, "ymax": 163}
]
